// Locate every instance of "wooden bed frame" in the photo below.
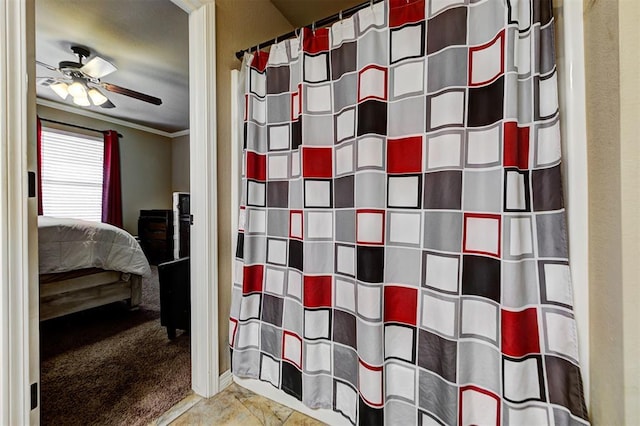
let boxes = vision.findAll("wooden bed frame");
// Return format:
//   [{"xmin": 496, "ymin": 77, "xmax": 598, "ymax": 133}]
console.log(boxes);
[{"xmin": 39, "ymin": 270, "xmax": 142, "ymax": 321}]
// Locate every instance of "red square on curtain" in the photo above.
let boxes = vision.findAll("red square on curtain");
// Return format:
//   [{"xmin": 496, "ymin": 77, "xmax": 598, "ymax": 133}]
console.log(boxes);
[
  {"xmin": 384, "ymin": 286, "xmax": 418, "ymax": 326},
  {"xmin": 251, "ymin": 50, "xmax": 269, "ymax": 72},
  {"xmin": 303, "ymin": 147, "xmax": 333, "ymax": 178},
  {"xmin": 304, "ymin": 275, "xmax": 332, "ymax": 308},
  {"xmin": 387, "ymin": 136, "xmax": 423, "ymax": 174},
  {"xmin": 389, "ymin": 0, "xmax": 425, "ymax": 28},
  {"xmin": 501, "ymin": 307, "xmax": 540, "ymax": 357},
  {"xmin": 504, "ymin": 122, "xmax": 530, "ymax": 170},
  {"xmin": 246, "ymin": 151, "xmax": 266, "ymax": 181},
  {"xmin": 243, "ymin": 265, "xmax": 264, "ymax": 294},
  {"xmin": 303, "ymin": 27, "xmax": 330, "ymax": 54}
]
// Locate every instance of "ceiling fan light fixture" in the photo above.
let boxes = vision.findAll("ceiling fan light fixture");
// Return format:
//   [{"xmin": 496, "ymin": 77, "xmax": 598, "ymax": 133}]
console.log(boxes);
[
  {"xmin": 72, "ymin": 93, "xmax": 91, "ymax": 107},
  {"xmin": 67, "ymin": 80, "xmax": 87, "ymax": 98},
  {"xmin": 50, "ymin": 82, "xmax": 69, "ymax": 100},
  {"xmin": 88, "ymin": 88, "xmax": 108, "ymax": 106}
]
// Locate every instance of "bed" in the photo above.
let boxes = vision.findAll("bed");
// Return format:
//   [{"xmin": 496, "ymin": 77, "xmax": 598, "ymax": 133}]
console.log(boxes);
[{"xmin": 38, "ymin": 216, "xmax": 151, "ymax": 321}]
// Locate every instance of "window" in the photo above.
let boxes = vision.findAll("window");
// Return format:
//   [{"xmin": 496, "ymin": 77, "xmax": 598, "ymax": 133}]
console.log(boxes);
[{"xmin": 40, "ymin": 128, "xmax": 104, "ymax": 222}]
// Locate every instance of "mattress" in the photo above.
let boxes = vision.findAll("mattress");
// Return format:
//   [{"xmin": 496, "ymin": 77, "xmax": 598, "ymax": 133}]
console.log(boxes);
[{"xmin": 38, "ymin": 216, "xmax": 151, "ymax": 276}]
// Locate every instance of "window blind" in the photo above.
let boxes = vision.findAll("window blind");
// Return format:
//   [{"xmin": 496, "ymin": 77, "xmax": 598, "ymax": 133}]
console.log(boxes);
[{"xmin": 41, "ymin": 127, "xmax": 104, "ymax": 222}]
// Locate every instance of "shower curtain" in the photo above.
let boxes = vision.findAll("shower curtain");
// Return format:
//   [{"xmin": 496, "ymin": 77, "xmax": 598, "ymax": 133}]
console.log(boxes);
[{"xmin": 230, "ymin": 0, "xmax": 589, "ymax": 424}]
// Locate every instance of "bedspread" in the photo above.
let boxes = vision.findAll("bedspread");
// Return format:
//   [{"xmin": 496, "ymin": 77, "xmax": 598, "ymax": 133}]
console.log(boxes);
[{"xmin": 38, "ymin": 216, "xmax": 151, "ymax": 276}]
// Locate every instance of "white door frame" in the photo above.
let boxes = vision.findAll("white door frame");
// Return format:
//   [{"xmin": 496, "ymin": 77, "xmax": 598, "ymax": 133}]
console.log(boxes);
[{"xmin": 1, "ymin": 0, "xmax": 220, "ymax": 422}]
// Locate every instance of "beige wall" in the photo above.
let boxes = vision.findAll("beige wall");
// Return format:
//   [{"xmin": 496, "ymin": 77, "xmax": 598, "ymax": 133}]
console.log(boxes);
[
  {"xmin": 215, "ymin": 0, "xmax": 293, "ymax": 373},
  {"xmin": 37, "ymin": 104, "xmax": 173, "ymax": 235},
  {"xmin": 172, "ymin": 134, "xmax": 190, "ymax": 192},
  {"xmin": 584, "ymin": 0, "xmax": 640, "ymax": 423}
]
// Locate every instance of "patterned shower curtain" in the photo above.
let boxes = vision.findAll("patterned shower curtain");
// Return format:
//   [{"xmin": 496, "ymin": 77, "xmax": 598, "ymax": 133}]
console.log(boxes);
[{"xmin": 230, "ymin": 0, "xmax": 589, "ymax": 424}]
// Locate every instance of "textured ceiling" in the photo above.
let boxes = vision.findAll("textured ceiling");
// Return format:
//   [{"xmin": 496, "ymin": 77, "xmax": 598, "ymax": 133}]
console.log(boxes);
[
  {"xmin": 270, "ymin": 0, "xmax": 365, "ymax": 28},
  {"xmin": 35, "ymin": 0, "xmax": 189, "ymax": 133}
]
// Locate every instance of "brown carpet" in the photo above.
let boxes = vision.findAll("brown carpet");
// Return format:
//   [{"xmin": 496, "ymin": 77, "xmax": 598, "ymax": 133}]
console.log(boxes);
[{"xmin": 40, "ymin": 267, "xmax": 191, "ymax": 426}]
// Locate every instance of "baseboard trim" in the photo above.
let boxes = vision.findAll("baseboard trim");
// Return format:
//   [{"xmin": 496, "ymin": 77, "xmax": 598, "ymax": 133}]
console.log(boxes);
[{"xmin": 218, "ymin": 369, "xmax": 233, "ymax": 390}]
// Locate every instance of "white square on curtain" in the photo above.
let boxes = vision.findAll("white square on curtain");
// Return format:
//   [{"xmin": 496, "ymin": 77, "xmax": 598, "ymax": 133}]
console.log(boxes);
[
  {"xmin": 389, "ymin": 212, "xmax": 421, "ymax": 245},
  {"xmin": 516, "ymin": 33, "xmax": 532, "ymax": 75},
  {"xmin": 461, "ymin": 388, "xmax": 499, "ymax": 426},
  {"xmin": 536, "ymin": 121, "xmax": 562, "ymax": 166},
  {"xmin": 233, "ymin": 259, "xmax": 244, "ymax": 286},
  {"xmin": 239, "ymin": 294, "xmax": 261, "ymax": 321},
  {"xmin": 384, "ymin": 324, "xmax": 414, "ymax": 361},
  {"xmin": 265, "ymin": 268, "xmax": 285, "ymax": 295},
  {"xmin": 545, "ymin": 311, "xmax": 579, "ymax": 360},
  {"xmin": 357, "ymin": 137, "xmax": 384, "ymax": 168},
  {"xmin": 358, "ymin": 1, "xmax": 385, "ymax": 33},
  {"xmin": 428, "ymin": 133, "xmax": 462, "ymax": 169},
  {"xmin": 305, "ymin": 180, "xmax": 332, "ymax": 207},
  {"xmin": 306, "ymin": 85, "xmax": 332, "ymax": 113},
  {"xmin": 335, "ymin": 278, "xmax": 356, "ymax": 312},
  {"xmin": 421, "ymin": 293, "xmax": 457, "ymax": 338},
  {"xmin": 247, "ymin": 181, "xmax": 265, "ymax": 206},
  {"xmin": 307, "ymin": 211, "xmax": 333, "ymax": 239},
  {"xmin": 331, "ymin": 18, "xmax": 356, "ymax": 47},
  {"xmin": 269, "ymin": 124, "xmax": 290, "ymax": 150},
  {"xmin": 283, "ymin": 332, "xmax": 302, "ymax": 368},
  {"xmin": 336, "ymin": 143, "xmax": 354, "ymax": 175},
  {"xmin": 422, "ymin": 413, "xmax": 445, "ymax": 426},
  {"xmin": 247, "ymin": 209, "xmax": 266, "ymax": 234},
  {"xmin": 357, "ymin": 284, "xmax": 381, "ymax": 320},
  {"xmin": 507, "ymin": 406, "xmax": 550, "ymax": 426},
  {"xmin": 336, "ymin": 108, "xmax": 356, "ymax": 142},
  {"xmin": 388, "ymin": 176, "xmax": 420, "ymax": 208},
  {"xmin": 267, "ymin": 239, "xmax": 287, "ymax": 265},
  {"xmin": 290, "ymin": 211, "xmax": 303, "ymax": 239},
  {"xmin": 336, "ymin": 245, "xmax": 355, "ymax": 276},
  {"xmin": 385, "ymin": 362, "xmax": 416, "ymax": 402},
  {"xmin": 467, "ymin": 125, "xmax": 500, "ymax": 165},
  {"xmin": 425, "ymin": 254, "xmax": 459, "ymax": 293},
  {"xmin": 512, "ymin": 0, "xmax": 532, "ymax": 31},
  {"xmin": 461, "ymin": 299, "xmax": 498, "ymax": 341},
  {"xmin": 304, "ymin": 53, "xmax": 329, "ymax": 83},
  {"xmin": 358, "ymin": 362, "xmax": 383, "ymax": 406},
  {"xmin": 539, "ymin": 73, "xmax": 559, "ymax": 117},
  {"xmin": 287, "ymin": 270, "xmax": 302, "ymax": 299},
  {"xmin": 236, "ymin": 321, "xmax": 260, "ymax": 348},
  {"xmin": 465, "ymin": 216, "xmax": 500, "ymax": 256},
  {"xmin": 291, "ymin": 150, "xmax": 301, "ymax": 177},
  {"xmin": 393, "ymin": 61, "xmax": 424, "ymax": 97},
  {"xmin": 268, "ymin": 155, "xmax": 288, "ymax": 180},
  {"xmin": 251, "ymin": 97, "xmax": 266, "ymax": 124},
  {"xmin": 268, "ymin": 43, "xmax": 289, "ymax": 66},
  {"xmin": 238, "ymin": 208, "xmax": 246, "ymax": 231},
  {"xmin": 304, "ymin": 309, "xmax": 330, "ymax": 339},
  {"xmin": 250, "ymin": 69, "xmax": 266, "ymax": 97},
  {"xmin": 503, "ymin": 357, "xmax": 542, "ymax": 402},
  {"xmin": 359, "ymin": 66, "xmax": 387, "ymax": 101},
  {"xmin": 305, "ymin": 341, "xmax": 332, "ymax": 373},
  {"xmin": 357, "ymin": 211, "xmax": 384, "ymax": 244},
  {"xmin": 259, "ymin": 354, "xmax": 280, "ymax": 387},
  {"xmin": 470, "ymin": 35, "xmax": 503, "ymax": 85},
  {"xmin": 228, "ymin": 319, "xmax": 237, "ymax": 346},
  {"xmin": 391, "ymin": 25, "xmax": 423, "ymax": 63},
  {"xmin": 335, "ymin": 381, "xmax": 357, "ymax": 424},
  {"xmin": 509, "ymin": 217, "xmax": 533, "ymax": 256},
  {"xmin": 506, "ymin": 171, "xmax": 527, "ymax": 211},
  {"xmin": 430, "ymin": 91, "xmax": 465, "ymax": 128},
  {"xmin": 543, "ymin": 263, "xmax": 573, "ymax": 306}
]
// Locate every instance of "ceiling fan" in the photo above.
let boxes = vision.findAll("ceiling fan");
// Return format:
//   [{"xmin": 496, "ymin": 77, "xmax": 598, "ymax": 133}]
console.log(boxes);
[{"xmin": 36, "ymin": 45, "xmax": 162, "ymax": 108}]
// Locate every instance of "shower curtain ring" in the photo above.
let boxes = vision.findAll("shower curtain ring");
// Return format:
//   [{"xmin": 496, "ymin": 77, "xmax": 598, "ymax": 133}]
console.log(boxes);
[
  {"xmin": 370, "ymin": 0, "xmax": 374, "ymax": 8},
  {"xmin": 339, "ymin": 10, "xmax": 343, "ymax": 22},
  {"xmin": 312, "ymin": 21, "xmax": 316, "ymax": 35}
]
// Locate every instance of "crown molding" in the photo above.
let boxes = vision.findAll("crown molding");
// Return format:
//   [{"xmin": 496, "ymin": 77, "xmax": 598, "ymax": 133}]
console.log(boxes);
[
  {"xmin": 170, "ymin": 0, "xmax": 212, "ymax": 14},
  {"xmin": 36, "ymin": 98, "xmax": 189, "ymax": 139}
]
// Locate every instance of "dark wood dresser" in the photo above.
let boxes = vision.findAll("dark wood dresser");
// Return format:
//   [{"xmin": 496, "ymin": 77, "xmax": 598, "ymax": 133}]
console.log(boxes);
[{"xmin": 138, "ymin": 209, "xmax": 174, "ymax": 265}]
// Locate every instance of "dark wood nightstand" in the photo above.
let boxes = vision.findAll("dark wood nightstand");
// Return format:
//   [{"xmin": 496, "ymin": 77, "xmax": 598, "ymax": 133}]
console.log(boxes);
[
  {"xmin": 158, "ymin": 257, "xmax": 190, "ymax": 339},
  {"xmin": 138, "ymin": 209, "xmax": 174, "ymax": 265}
]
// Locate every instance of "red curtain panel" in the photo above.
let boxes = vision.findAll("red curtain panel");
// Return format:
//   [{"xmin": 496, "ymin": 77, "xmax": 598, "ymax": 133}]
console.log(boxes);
[{"xmin": 102, "ymin": 130, "xmax": 123, "ymax": 228}]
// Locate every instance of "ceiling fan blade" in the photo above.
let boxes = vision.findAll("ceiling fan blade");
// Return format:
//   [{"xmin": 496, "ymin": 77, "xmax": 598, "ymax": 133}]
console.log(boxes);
[
  {"xmin": 99, "ymin": 99, "xmax": 116, "ymax": 109},
  {"xmin": 101, "ymin": 82, "xmax": 162, "ymax": 105},
  {"xmin": 81, "ymin": 56, "xmax": 117, "ymax": 79},
  {"xmin": 36, "ymin": 60, "xmax": 58, "ymax": 71}
]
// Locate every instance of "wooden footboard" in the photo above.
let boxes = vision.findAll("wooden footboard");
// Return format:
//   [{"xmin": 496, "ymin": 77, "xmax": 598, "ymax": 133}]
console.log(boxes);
[{"xmin": 40, "ymin": 271, "xmax": 143, "ymax": 321}]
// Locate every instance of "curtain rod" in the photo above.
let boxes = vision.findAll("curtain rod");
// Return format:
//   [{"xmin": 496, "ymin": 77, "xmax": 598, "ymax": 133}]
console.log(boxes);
[
  {"xmin": 38, "ymin": 117, "xmax": 123, "ymax": 138},
  {"xmin": 235, "ymin": 0, "xmax": 384, "ymax": 60}
]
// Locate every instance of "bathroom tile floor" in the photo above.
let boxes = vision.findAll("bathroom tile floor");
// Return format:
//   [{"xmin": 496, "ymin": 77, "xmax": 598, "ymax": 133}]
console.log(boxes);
[{"xmin": 153, "ymin": 382, "xmax": 326, "ymax": 426}]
